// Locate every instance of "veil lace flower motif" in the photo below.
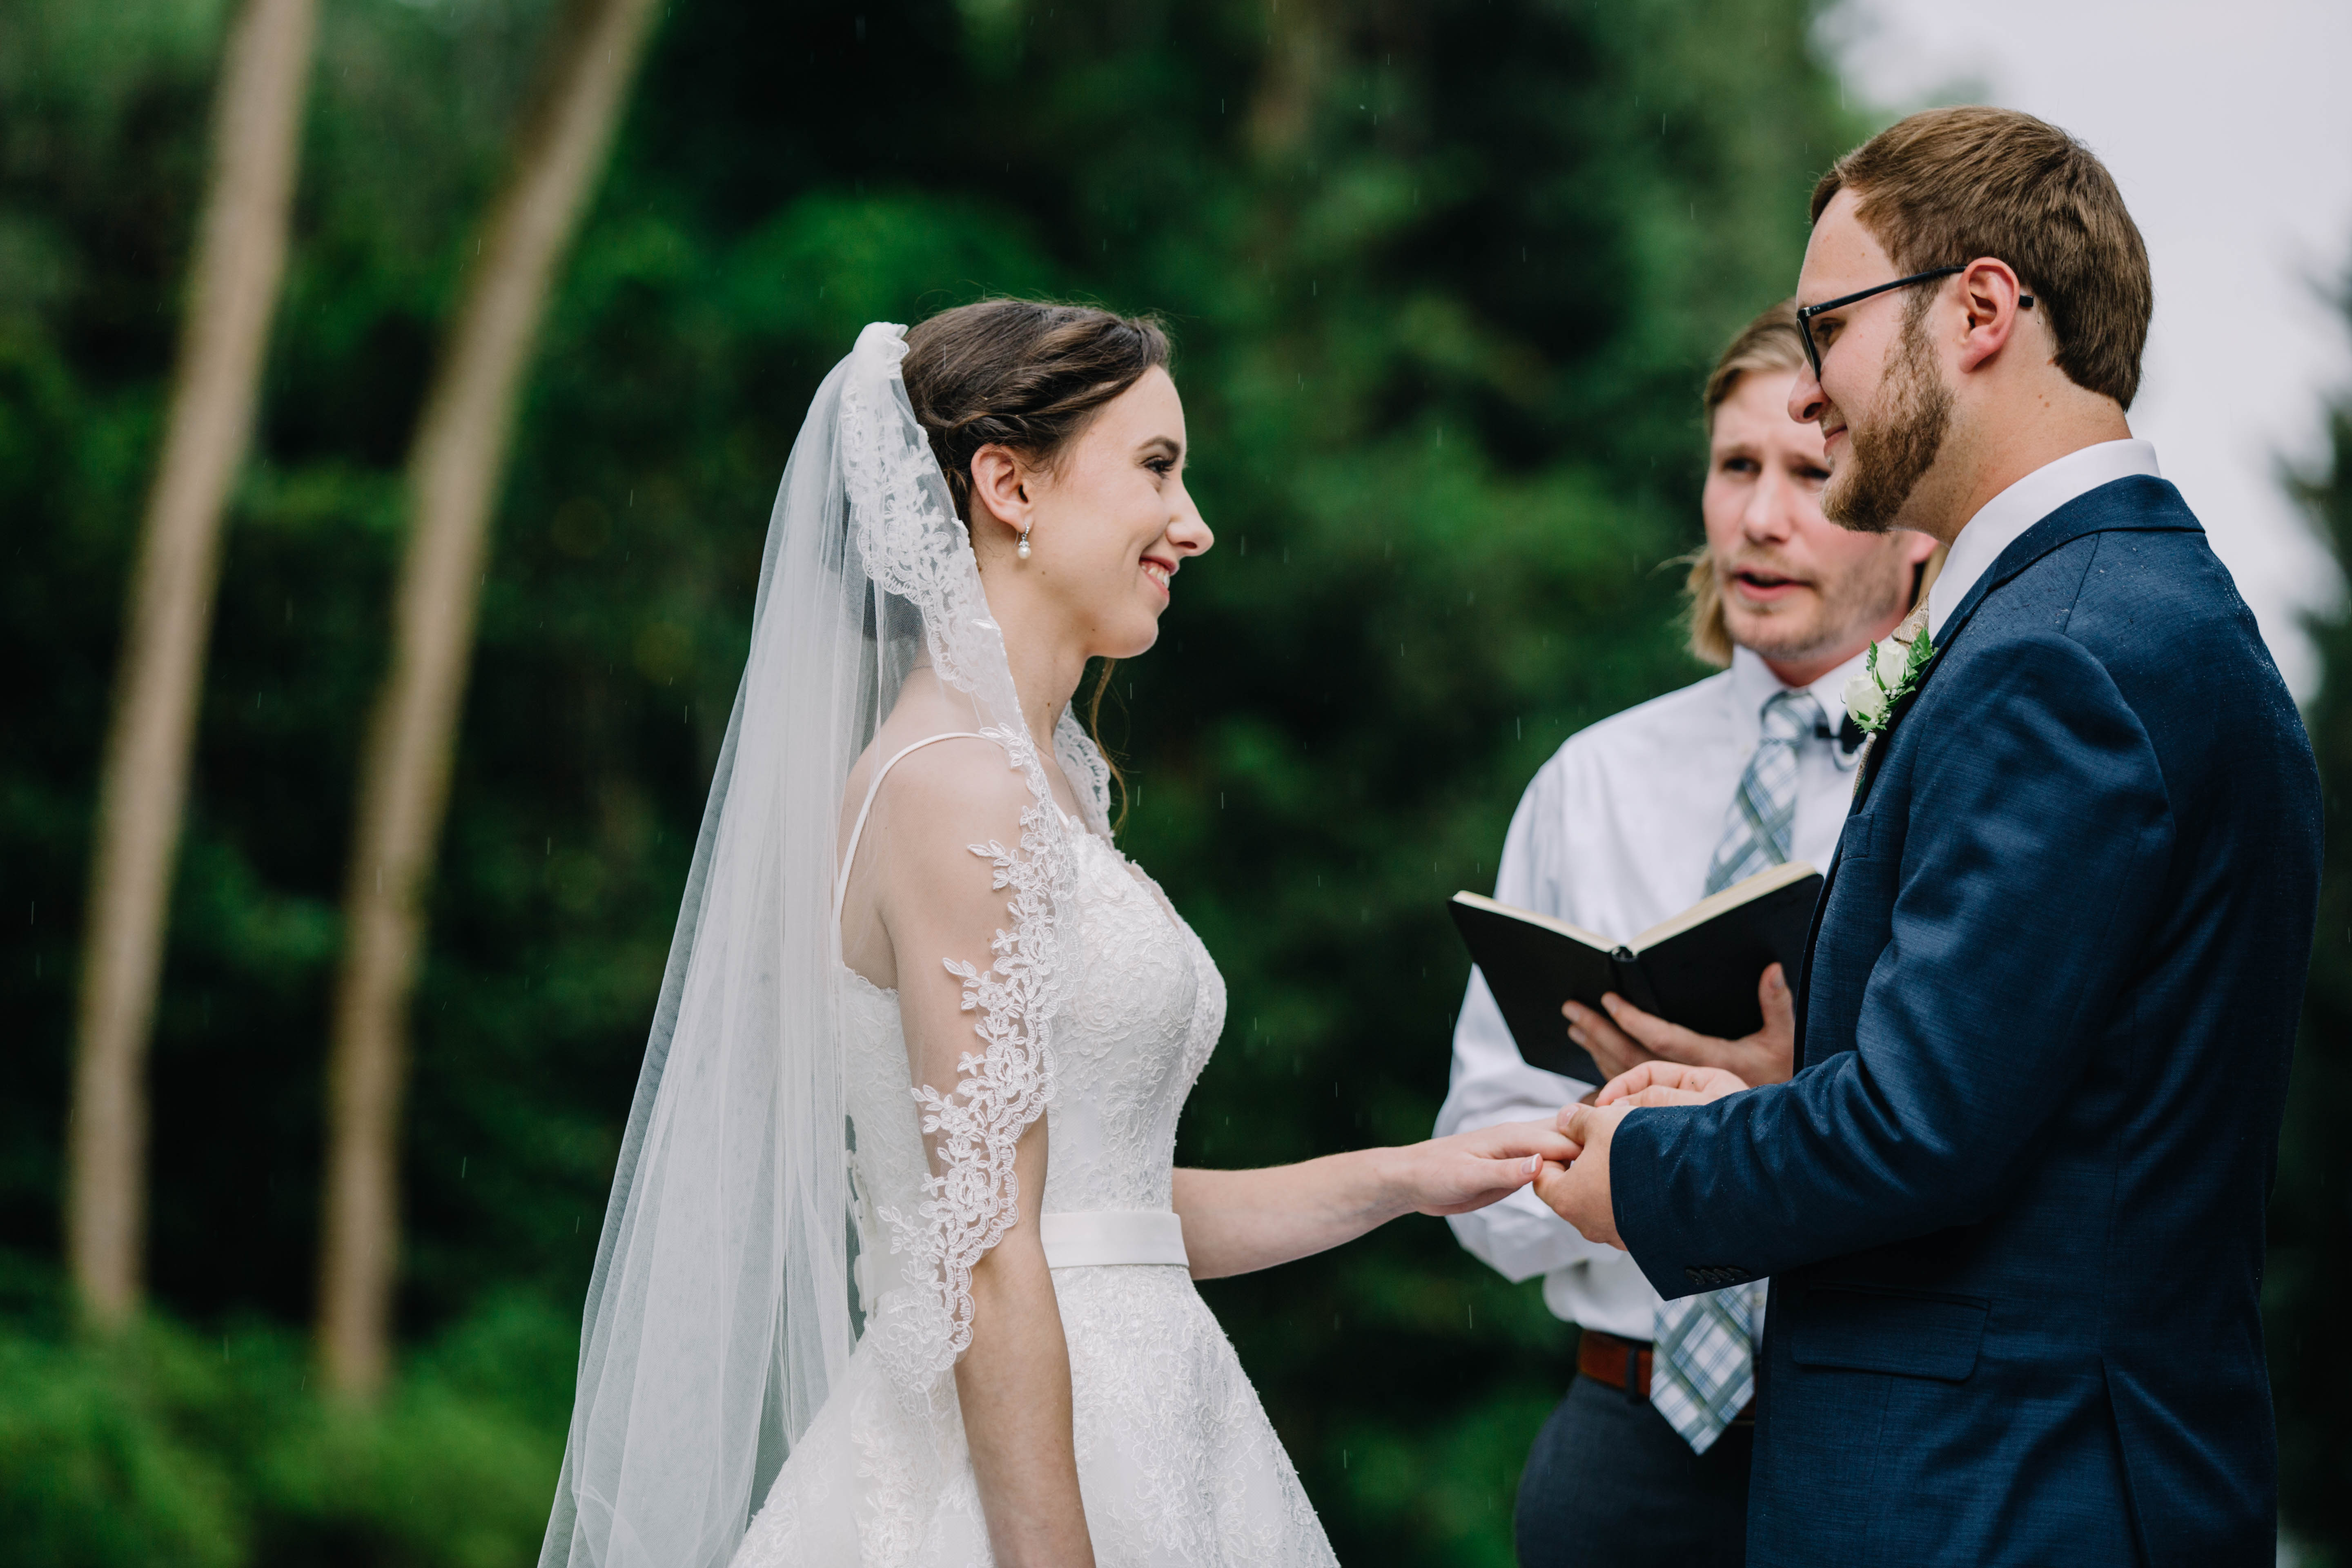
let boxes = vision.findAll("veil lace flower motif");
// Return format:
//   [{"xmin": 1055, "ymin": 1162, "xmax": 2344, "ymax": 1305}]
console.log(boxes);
[{"xmin": 836, "ymin": 325, "xmax": 1088, "ymax": 1399}]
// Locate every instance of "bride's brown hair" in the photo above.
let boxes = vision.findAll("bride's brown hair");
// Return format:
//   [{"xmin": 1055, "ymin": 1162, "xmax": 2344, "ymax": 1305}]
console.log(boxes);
[
  {"xmin": 902, "ymin": 298, "xmax": 1170, "ymax": 523},
  {"xmin": 901, "ymin": 298, "xmax": 1171, "ymax": 820}
]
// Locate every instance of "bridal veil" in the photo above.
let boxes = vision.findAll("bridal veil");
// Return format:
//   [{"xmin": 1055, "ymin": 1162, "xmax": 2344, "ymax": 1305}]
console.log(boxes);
[{"xmin": 539, "ymin": 323, "xmax": 1114, "ymax": 1568}]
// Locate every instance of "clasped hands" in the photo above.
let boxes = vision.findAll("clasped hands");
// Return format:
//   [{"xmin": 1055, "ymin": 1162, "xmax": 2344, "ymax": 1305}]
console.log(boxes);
[{"xmin": 1531, "ymin": 964, "xmax": 1795, "ymax": 1249}]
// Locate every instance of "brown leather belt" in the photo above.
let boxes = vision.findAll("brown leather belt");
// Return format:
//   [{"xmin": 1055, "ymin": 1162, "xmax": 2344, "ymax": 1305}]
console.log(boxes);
[
  {"xmin": 1578, "ymin": 1328, "xmax": 1754, "ymax": 1425},
  {"xmin": 1578, "ymin": 1327, "xmax": 1655, "ymax": 1396}
]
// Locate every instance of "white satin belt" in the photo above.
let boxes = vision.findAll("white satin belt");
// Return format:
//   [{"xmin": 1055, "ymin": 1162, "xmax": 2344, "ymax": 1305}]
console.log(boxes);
[{"xmin": 1039, "ymin": 1210, "xmax": 1189, "ymax": 1270}]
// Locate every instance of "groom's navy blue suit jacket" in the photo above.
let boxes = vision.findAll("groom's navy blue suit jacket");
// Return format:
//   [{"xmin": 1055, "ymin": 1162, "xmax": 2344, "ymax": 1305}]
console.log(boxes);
[{"xmin": 1612, "ymin": 476, "xmax": 2321, "ymax": 1567}]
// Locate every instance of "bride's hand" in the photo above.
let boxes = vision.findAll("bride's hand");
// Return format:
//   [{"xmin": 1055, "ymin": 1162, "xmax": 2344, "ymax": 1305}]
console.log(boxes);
[{"xmin": 1392, "ymin": 1119, "xmax": 1580, "ymax": 1217}]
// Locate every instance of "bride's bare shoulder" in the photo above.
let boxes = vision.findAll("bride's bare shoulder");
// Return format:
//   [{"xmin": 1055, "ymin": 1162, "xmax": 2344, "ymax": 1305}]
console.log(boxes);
[{"xmin": 839, "ymin": 679, "xmax": 1025, "ymax": 849}]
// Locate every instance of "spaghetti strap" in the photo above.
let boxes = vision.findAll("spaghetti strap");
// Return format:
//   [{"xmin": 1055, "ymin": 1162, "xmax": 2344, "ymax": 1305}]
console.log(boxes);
[{"xmin": 833, "ymin": 732, "xmax": 994, "ymax": 926}]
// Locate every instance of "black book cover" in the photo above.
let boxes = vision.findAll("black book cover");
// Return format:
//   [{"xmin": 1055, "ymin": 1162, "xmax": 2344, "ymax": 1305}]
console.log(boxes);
[{"xmin": 1448, "ymin": 861, "xmax": 1823, "ymax": 1085}]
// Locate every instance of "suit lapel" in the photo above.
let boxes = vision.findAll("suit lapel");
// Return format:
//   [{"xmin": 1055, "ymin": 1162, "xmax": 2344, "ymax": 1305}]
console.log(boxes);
[
  {"xmin": 1844, "ymin": 476, "xmax": 2201, "ymax": 812},
  {"xmin": 1796, "ymin": 475, "xmax": 2205, "ymax": 1060},
  {"xmin": 1792, "ymin": 836, "xmax": 1842, "ymax": 1069}
]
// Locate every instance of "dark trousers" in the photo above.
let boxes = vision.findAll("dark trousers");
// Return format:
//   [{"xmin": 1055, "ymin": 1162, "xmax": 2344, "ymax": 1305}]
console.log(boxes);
[{"xmin": 1514, "ymin": 1372, "xmax": 1752, "ymax": 1568}]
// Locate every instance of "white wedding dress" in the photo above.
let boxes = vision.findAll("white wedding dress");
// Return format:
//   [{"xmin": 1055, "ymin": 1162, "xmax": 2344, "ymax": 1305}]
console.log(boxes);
[
  {"xmin": 539, "ymin": 324, "xmax": 1334, "ymax": 1568},
  {"xmin": 732, "ymin": 736, "xmax": 1337, "ymax": 1567}
]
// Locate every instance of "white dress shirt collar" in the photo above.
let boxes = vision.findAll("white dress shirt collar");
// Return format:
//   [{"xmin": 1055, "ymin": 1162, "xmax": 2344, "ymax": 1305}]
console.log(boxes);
[
  {"xmin": 1926, "ymin": 438, "xmax": 2160, "ymax": 639},
  {"xmin": 1728, "ymin": 644, "xmax": 1871, "ymax": 757}
]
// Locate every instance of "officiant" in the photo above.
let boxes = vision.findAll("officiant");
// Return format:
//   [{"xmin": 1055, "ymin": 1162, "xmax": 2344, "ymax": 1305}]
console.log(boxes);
[{"xmin": 1435, "ymin": 301, "xmax": 1938, "ymax": 1568}]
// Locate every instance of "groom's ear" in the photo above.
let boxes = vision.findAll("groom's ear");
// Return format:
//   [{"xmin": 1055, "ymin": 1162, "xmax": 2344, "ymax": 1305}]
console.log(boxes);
[{"xmin": 1955, "ymin": 258, "xmax": 2032, "ymax": 376}]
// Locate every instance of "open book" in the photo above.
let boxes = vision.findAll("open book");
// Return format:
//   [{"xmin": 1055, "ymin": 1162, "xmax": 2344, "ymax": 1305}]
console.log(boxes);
[{"xmin": 1448, "ymin": 860, "xmax": 1823, "ymax": 1085}]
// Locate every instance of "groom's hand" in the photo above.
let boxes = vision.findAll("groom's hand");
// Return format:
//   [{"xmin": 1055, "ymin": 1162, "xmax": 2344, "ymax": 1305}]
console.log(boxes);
[
  {"xmin": 1596, "ymin": 1060, "xmax": 1751, "ymax": 1107},
  {"xmin": 1562, "ymin": 962, "xmax": 1795, "ymax": 1086},
  {"xmin": 1531, "ymin": 1102, "xmax": 1630, "ymax": 1250}
]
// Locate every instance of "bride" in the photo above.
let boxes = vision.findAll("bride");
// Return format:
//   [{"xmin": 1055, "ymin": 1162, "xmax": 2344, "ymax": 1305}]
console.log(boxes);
[{"xmin": 539, "ymin": 301, "xmax": 1572, "ymax": 1568}]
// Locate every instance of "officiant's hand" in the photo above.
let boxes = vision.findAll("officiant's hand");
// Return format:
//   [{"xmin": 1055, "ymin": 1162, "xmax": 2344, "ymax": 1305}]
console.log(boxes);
[
  {"xmin": 1561, "ymin": 962, "xmax": 1795, "ymax": 1087},
  {"xmin": 1596, "ymin": 1060, "xmax": 1751, "ymax": 1107},
  {"xmin": 1531, "ymin": 1102, "xmax": 1630, "ymax": 1250}
]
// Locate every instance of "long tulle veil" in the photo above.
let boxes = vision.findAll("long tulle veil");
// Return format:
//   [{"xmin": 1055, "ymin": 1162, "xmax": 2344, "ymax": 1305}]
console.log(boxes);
[{"xmin": 539, "ymin": 324, "xmax": 1113, "ymax": 1568}]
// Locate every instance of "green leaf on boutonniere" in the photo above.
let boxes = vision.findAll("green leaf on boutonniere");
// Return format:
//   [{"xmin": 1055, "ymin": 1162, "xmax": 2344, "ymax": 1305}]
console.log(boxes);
[{"xmin": 1842, "ymin": 608, "xmax": 1936, "ymax": 738}]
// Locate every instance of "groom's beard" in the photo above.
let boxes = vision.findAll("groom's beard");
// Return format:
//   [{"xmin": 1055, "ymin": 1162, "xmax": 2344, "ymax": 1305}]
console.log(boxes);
[{"xmin": 1823, "ymin": 312, "xmax": 1953, "ymax": 535}]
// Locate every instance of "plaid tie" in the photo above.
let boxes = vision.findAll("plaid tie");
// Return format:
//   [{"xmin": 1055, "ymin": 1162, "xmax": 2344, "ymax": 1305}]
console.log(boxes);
[
  {"xmin": 1702, "ymin": 688, "xmax": 1823, "ymax": 895},
  {"xmin": 1652, "ymin": 1278, "xmax": 1767, "ymax": 1453},
  {"xmin": 1653, "ymin": 688, "xmax": 1820, "ymax": 1452}
]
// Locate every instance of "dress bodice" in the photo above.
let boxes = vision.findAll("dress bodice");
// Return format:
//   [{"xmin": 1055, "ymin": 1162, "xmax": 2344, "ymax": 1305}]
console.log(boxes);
[
  {"xmin": 751, "ymin": 826, "xmax": 1330, "ymax": 1568},
  {"xmin": 841, "ymin": 826, "xmax": 1225, "ymax": 1312}
]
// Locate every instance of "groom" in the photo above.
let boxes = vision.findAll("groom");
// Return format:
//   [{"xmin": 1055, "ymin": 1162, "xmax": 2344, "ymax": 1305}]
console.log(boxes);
[{"xmin": 1535, "ymin": 107, "xmax": 2321, "ymax": 1565}]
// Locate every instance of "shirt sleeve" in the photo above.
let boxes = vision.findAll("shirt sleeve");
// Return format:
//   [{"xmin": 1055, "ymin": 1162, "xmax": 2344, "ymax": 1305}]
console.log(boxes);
[{"xmin": 1435, "ymin": 762, "xmax": 1622, "ymax": 1281}]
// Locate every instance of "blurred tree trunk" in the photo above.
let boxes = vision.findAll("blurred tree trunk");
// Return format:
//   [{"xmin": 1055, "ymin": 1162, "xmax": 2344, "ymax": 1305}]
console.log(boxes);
[
  {"xmin": 316, "ymin": 0, "xmax": 664, "ymax": 1400},
  {"xmin": 66, "ymin": 0, "xmax": 318, "ymax": 1332},
  {"xmin": 1248, "ymin": 0, "xmax": 1329, "ymax": 160}
]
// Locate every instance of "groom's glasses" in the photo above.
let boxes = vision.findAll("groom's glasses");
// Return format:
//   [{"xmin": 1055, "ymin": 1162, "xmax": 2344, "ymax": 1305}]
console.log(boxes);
[{"xmin": 1795, "ymin": 266, "xmax": 2034, "ymax": 380}]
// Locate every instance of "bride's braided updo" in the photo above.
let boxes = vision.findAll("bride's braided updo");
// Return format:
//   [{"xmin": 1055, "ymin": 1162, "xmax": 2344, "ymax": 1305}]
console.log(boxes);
[{"xmin": 901, "ymin": 299, "xmax": 1170, "ymax": 526}]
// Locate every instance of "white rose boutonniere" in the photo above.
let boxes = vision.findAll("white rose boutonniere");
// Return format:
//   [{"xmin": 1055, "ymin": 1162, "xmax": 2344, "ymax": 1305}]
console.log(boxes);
[{"xmin": 1843, "ymin": 605, "xmax": 1935, "ymax": 739}]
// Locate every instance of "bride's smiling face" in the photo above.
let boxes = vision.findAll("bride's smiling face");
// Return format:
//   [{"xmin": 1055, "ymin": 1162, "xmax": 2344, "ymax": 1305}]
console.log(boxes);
[{"xmin": 968, "ymin": 366, "xmax": 1212, "ymax": 659}]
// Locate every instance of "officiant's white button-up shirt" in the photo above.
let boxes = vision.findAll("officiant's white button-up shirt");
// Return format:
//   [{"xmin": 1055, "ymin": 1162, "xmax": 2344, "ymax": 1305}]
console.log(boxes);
[
  {"xmin": 1434, "ymin": 645, "xmax": 1866, "ymax": 1339},
  {"xmin": 1441, "ymin": 437, "xmax": 2166, "ymax": 1341}
]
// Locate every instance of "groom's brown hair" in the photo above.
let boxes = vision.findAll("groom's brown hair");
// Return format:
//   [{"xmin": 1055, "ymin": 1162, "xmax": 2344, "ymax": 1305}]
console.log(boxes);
[{"xmin": 1812, "ymin": 107, "xmax": 2152, "ymax": 409}]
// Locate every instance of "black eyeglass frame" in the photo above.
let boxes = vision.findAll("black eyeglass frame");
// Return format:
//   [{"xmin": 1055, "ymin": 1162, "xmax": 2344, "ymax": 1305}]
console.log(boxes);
[{"xmin": 1794, "ymin": 265, "xmax": 2035, "ymax": 379}]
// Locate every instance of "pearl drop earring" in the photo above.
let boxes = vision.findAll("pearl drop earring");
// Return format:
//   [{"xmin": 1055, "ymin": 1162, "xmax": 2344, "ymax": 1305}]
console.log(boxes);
[{"xmin": 1016, "ymin": 529, "xmax": 1032, "ymax": 561}]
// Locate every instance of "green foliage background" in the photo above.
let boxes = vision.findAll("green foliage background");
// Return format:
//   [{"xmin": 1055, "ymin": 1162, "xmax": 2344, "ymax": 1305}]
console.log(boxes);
[
  {"xmin": 2272, "ymin": 290, "xmax": 2352, "ymax": 1564},
  {"xmin": 4, "ymin": 1, "xmax": 2336, "ymax": 1564}
]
